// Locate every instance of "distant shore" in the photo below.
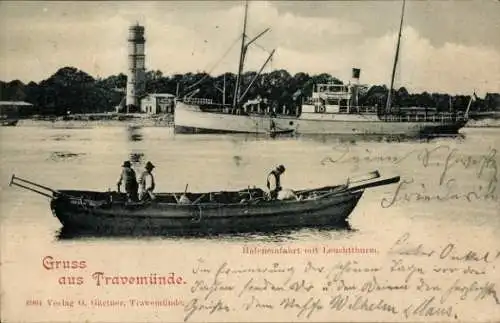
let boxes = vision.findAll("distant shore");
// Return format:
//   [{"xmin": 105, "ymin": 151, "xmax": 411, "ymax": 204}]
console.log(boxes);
[{"xmin": 17, "ymin": 113, "xmax": 173, "ymax": 128}]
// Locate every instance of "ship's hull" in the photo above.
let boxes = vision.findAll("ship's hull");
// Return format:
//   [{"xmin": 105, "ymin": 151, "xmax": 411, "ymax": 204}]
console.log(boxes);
[
  {"xmin": 174, "ymin": 102, "xmax": 467, "ymax": 136},
  {"xmin": 175, "ymin": 102, "xmax": 274, "ymax": 134}
]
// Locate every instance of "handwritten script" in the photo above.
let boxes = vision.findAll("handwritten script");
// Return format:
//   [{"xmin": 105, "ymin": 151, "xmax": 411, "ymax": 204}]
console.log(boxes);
[
  {"xmin": 321, "ymin": 144, "xmax": 498, "ymax": 207},
  {"xmin": 183, "ymin": 234, "xmax": 499, "ymax": 321}
]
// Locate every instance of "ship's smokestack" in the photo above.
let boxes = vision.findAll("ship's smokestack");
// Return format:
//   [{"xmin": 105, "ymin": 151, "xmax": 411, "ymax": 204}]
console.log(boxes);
[
  {"xmin": 351, "ymin": 68, "xmax": 361, "ymax": 107},
  {"xmin": 352, "ymin": 68, "xmax": 361, "ymax": 83},
  {"xmin": 126, "ymin": 24, "xmax": 146, "ymax": 112}
]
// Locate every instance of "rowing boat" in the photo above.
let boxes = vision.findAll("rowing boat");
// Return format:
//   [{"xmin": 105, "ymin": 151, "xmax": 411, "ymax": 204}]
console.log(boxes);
[
  {"xmin": 1, "ymin": 119, "xmax": 18, "ymax": 126},
  {"xmin": 9, "ymin": 172, "xmax": 399, "ymax": 235},
  {"xmin": 268, "ymin": 128, "xmax": 295, "ymax": 138}
]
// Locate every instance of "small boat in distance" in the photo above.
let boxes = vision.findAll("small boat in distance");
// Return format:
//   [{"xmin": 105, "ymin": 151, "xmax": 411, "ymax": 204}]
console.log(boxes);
[
  {"xmin": 268, "ymin": 128, "xmax": 295, "ymax": 138},
  {"xmin": 1, "ymin": 119, "xmax": 18, "ymax": 126},
  {"xmin": 174, "ymin": 0, "xmax": 469, "ymax": 137},
  {"xmin": 268, "ymin": 119, "xmax": 295, "ymax": 138},
  {"xmin": 9, "ymin": 172, "xmax": 399, "ymax": 235}
]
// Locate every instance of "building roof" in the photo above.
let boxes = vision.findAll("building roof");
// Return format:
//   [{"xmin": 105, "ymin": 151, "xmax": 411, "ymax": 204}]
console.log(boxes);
[
  {"xmin": 243, "ymin": 98, "xmax": 262, "ymax": 106},
  {"xmin": 0, "ymin": 101, "xmax": 33, "ymax": 106},
  {"xmin": 146, "ymin": 93, "xmax": 175, "ymax": 98}
]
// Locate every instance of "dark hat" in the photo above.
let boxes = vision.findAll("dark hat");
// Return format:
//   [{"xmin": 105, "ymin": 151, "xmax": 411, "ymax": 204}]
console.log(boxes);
[
  {"xmin": 122, "ymin": 161, "xmax": 131, "ymax": 167},
  {"xmin": 277, "ymin": 164, "xmax": 285, "ymax": 172},
  {"xmin": 145, "ymin": 161, "xmax": 155, "ymax": 169}
]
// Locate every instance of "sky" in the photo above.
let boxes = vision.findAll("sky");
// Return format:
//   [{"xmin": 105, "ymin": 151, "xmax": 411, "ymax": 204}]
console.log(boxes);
[{"xmin": 0, "ymin": 0, "xmax": 499, "ymax": 96}]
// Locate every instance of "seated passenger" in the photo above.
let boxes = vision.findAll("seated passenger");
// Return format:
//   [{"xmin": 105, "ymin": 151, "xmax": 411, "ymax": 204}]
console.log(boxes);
[{"xmin": 139, "ymin": 161, "xmax": 156, "ymax": 201}]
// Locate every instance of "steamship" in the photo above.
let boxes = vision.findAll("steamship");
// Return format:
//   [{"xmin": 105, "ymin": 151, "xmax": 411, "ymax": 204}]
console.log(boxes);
[{"xmin": 174, "ymin": 1, "xmax": 469, "ymax": 137}]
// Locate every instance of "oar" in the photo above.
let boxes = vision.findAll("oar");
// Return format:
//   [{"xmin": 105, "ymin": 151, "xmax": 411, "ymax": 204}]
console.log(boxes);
[
  {"xmin": 347, "ymin": 170, "xmax": 380, "ymax": 185},
  {"xmin": 296, "ymin": 170, "xmax": 380, "ymax": 195},
  {"xmin": 10, "ymin": 181, "xmax": 53, "ymax": 198},
  {"xmin": 192, "ymin": 194, "xmax": 206, "ymax": 205},
  {"xmin": 347, "ymin": 176, "xmax": 400, "ymax": 192},
  {"xmin": 303, "ymin": 184, "xmax": 349, "ymax": 200},
  {"xmin": 180, "ymin": 183, "xmax": 190, "ymax": 201},
  {"xmin": 309, "ymin": 176, "xmax": 400, "ymax": 200},
  {"xmin": 10, "ymin": 174, "xmax": 61, "ymax": 196}
]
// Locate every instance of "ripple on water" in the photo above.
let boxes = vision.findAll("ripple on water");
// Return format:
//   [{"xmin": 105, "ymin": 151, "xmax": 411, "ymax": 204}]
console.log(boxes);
[{"xmin": 49, "ymin": 151, "xmax": 86, "ymax": 161}]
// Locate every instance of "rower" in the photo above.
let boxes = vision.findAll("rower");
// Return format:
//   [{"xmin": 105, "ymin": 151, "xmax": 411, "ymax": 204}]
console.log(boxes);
[
  {"xmin": 266, "ymin": 164, "xmax": 285, "ymax": 200},
  {"xmin": 117, "ymin": 161, "xmax": 138, "ymax": 202}
]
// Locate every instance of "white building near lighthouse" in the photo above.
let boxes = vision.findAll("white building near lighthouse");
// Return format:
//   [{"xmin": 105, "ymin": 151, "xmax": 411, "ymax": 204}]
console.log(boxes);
[{"xmin": 140, "ymin": 93, "xmax": 175, "ymax": 114}]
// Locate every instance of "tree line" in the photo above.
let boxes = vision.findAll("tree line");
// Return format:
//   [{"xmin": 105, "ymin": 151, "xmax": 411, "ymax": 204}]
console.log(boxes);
[{"xmin": 0, "ymin": 66, "xmax": 498, "ymax": 116}]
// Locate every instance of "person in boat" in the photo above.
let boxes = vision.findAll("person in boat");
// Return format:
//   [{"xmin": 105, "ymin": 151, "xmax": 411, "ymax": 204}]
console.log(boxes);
[
  {"xmin": 139, "ymin": 161, "xmax": 156, "ymax": 201},
  {"xmin": 117, "ymin": 161, "xmax": 138, "ymax": 202},
  {"xmin": 270, "ymin": 119, "xmax": 277, "ymax": 132},
  {"xmin": 270, "ymin": 102, "xmax": 278, "ymax": 117},
  {"xmin": 266, "ymin": 164, "xmax": 285, "ymax": 200}
]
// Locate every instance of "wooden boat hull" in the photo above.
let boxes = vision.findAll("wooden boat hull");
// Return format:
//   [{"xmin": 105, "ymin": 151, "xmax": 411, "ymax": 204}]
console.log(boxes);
[
  {"xmin": 50, "ymin": 190, "xmax": 363, "ymax": 234},
  {"xmin": 10, "ymin": 173, "xmax": 399, "ymax": 236}
]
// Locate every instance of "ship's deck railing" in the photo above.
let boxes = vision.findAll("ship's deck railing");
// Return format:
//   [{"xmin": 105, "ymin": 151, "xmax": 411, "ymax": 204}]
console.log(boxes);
[
  {"xmin": 345, "ymin": 106, "xmax": 378, "ymax": 114},
  {"xmin": 182, "ymin": 97, "xmax": 214, "ymax": 105},
  {"xmin": 379, "ymin": 112, "xmax": 467, "ymax": 122},
  {"xmin": 303, "ymin": 105, "xmax": 378, "ymax": 114},
  {"xmin": 303, "ymin": 103, "xmax": 466, "ymax": 120},
  {"xmin": 316, "ymin": 84, "xmax": 350, "ymax": 94}
]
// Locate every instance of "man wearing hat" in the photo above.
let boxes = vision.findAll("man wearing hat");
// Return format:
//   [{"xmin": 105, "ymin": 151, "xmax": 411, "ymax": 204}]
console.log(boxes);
[
  {"xmin": 266, "ymin": 164, "xmax": 285, "ymax": 200},
  {"xmin": 139, "ymin": 161, "xmax": 156, "ymax": 201},
  {"xmin": 117, "ymin": 161, "xmax": 138, "ymax": 202}
]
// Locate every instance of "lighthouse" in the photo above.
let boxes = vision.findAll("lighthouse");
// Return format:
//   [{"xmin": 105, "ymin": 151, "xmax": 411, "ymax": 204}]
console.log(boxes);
[{"xmin": 126, "ymin": 24, "xmax": 146, "ymax": 111}]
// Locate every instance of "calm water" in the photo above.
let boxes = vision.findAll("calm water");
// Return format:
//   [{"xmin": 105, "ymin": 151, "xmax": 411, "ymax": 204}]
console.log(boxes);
[
  {"xmin": 1, "ymin": 124, "xmax": 499, "ymax": 322},
  {"xmin": 1, "ymin": 125, "xmax": 498, "ymax": 243}
]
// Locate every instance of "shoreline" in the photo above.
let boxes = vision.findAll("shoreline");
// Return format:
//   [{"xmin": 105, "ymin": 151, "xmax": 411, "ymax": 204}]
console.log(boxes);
[
  {"xmin": 6, "ymin": 114, "xmax": 500, "ymax": 129},
  {"xmin": 465, "ymin": 118, "xmax": 500, "ymax": 128},
  {"xmin": 16, "ymin": 113, "xmax": 174, "ymax": 128}
]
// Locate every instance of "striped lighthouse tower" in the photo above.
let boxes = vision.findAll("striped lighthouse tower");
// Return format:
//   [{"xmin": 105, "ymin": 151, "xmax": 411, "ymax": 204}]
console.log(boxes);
[{"xmin": 126, "ymin": 23, "xmax": 146, "ymax": 111}]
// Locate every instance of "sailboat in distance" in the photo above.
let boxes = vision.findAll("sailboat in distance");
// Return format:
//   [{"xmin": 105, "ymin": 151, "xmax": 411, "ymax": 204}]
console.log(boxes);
[{"xmin": 174, "ymin": 1, "xmax": 470, "ymax": 137}]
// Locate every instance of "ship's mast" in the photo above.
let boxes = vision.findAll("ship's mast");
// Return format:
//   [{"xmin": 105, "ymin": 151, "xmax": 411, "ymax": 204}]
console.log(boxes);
[
  {"xmin": 239, "ymin": 49, "xmax": 276, "ymax": 103},
  {"xmin": 223, "ymin": 74, "xmax": 226, "ymax": 106},
  {"xmin": 233, "ymin": 1, "xmax": 249, "ymax": 108},
  {"xmin": 385, "ymin": 0, "xmax": 406, "ymax": 113}
]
